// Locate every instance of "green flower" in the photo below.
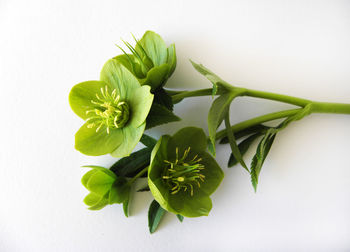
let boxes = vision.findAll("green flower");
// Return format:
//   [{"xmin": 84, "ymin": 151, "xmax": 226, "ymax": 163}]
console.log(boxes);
[
  {"xmin": 115, "ymin": 31, "xmax": 176, "ymax": 91},
  {"xmin": 69, "ymin": 59, "xmax": 153, "ymax": 157},
  {"xmin": 148, "ymin": 127, "xmax": 224, "ymax": 217},
  {"xmin": 81, "ymin": 166, "xmax": 129, "ymax": 210}
]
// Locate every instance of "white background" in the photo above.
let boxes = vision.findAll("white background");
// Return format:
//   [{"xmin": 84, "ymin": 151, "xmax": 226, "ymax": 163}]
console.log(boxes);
[{"xmin": 1, "ymin": 0, "xmax": 350, "ymax": 251}]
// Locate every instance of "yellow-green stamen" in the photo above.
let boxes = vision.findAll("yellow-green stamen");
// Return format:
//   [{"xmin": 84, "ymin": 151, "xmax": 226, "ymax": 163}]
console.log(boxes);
[
  {"xmin": 163, "ymin": 147, "xmax": 205, "ymax": 196},
  {"xmin": 85, "ymin": 86, "xmax": 130, "ymax": 133}
]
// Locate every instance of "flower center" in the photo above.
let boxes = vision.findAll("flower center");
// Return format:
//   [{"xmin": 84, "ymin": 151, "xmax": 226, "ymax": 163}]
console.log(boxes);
[
  {"xmin": 163, "ymin": 147, "xmax": 205, "ymax": 196},
  {"xmin": 85, "ymin": 86, "xmax": 130, "ymax": 134}
]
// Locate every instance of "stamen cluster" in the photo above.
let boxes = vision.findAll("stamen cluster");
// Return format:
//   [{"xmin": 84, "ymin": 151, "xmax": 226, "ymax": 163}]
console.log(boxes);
[
  {"xmin": 86, "ymin": 86, "xmax": 130, "ymax": 133},
  {"xmin": 163, "ymin": 147, "xmax": 205, "ymax": 196}
]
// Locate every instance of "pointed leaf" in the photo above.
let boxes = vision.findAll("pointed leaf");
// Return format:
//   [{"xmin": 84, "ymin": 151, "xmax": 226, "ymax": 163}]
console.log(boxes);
[
  {"xmin": 208, "ymin": 92, "xmax": 236, "ymax": 155},
  {"xmin": 110, "ymin": 147, "xmax": 152, "ymax": 178},
  {"xmin": 250, "ymin": 129, "xmax": 277, "ymax": 191},
  {"xmin": 224, "ymin": 111, "xmax": 248, "ymax": 171},
  {"xmin": 146, "ymin": 103, "xmax": 180, "ymax": 129},
  {"xmin": 228, "ymin": 133, "xmax": 262, "ymax": 167},
  {"xmin": 176, "ymin": 214, "xmax": 184, "ymax": 222},
  {"xmin": 140, "ymin": 134, "xmax": 157, "ymax": 148},
  {"xmin": 148, "ymin": 200, "xmax": 166, "ymax": 234}
]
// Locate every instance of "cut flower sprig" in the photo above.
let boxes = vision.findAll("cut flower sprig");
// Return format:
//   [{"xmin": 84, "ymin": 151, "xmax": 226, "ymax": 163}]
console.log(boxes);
[{"xmin": 70, "ymin": 30, "xmax": 350, "ymax": 234}]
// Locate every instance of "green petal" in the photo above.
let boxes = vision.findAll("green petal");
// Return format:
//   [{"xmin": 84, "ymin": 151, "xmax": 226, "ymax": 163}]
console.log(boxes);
[
  {"xmin": 82, "ymin": 165, "xmax": 117, "ymax": 179},
  {"xmin": 84, "ymin": 192, "xmax": 102, "ymax": 206},
  {"xmin": 136, "ymin": 31, "xmax": 168, "ymax": 66},
  {"xmin": 167, "ymin": 127, "xmax": 207, "ymax": 160},
  {"xmin": 148, "ymin": 136, "xmax": 175, "ymax": 212},
  {"xmin": 177, "ymin": 191, "xmax": 212, "ymax": 217},
  {"xmin": 100, "ymin": 59, "xmax": 140, "ymax": 100},
  {"xmin": 75, "ymin": 122, "xmax": 124, "ymax": 156},
  {"xmin": 69, "ymin": 81, "xmax": 107, "ymax": 120},
  {"xmin": 88, "ymin": 195, "xmax": 109, "ymax": 210},
  {"xmin": 81, "ymin": 169, "xmax": 98, "ymax": 189},
  {"xmin": 110, "ymin": 123, "xmax": 145, "ymax": 158},
  {"xmin": 142, "ymin": 64, "xmax": 170, "ymax": 91},
  {"xmin": 86, "ymin": 170, "xmax": 115, "ymax": 195},
  {"xmin": 167, "ymin": 44, "xmax": 177, "ymax": 76},
  {"xmin": 129, "ymin": 85, "xmax": 153, "ymax": 127},
  {"xmin": 108, "ymin": 177, "xmax": 130, "ymax": 204},
  {"xmin": 197, "ymin": 152, "xmax": 224, "ymax": 196}
]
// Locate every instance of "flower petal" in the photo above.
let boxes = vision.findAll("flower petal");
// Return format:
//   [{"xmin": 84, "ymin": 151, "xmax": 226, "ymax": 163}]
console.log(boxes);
[
  {"xmin": 100, "ymin": 59, "xmax": 140, "ymax": 100},
  {"xmin": 197, "ymin": 152, "xmax": 224, "ymax": 196},
  {"xmin": 167, "ymin": 127, "xmax": 207, "ymax": 160},
  {"xmin": 110, "ymin": 122, "xmax": 145, "ymax": 158},
  {"xmin": 69, "ymin": 81, "xmax": 107, "ymax": 120},
  {"xmin": 136, "ymin": 31, "xmax": 168, "ymax": 66},
  {"xmin": 75, "ymin": 122, "xmax": 123, "ymax": 156},
  {"xmin": 128, "ymin": 85, "xmax": 153, "ymax": 127},
  {"xmin": 86, "ymin": 170, "xmax": 115, "ymax": 195}
]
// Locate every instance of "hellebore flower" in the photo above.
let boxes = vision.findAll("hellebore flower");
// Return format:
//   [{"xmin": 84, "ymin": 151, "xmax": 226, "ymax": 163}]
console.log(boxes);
[
  {"xmin": 115, "ymin": 30, "xmax": 176, "ymax": 91},
  {"xmin": 69, "ymin": 59, "xmax": 153, "ymax": 157},
  {"xmin": 81, "ymin": 166, "xmax": 129, "ymax": 210},
  {"xmin": 148, "ymin": 127, "xmax": 224, "ymax": 217}
]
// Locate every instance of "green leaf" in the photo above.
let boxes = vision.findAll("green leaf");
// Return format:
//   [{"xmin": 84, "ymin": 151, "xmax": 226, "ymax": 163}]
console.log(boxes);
[
  {"xmin": 228, "ymin": 133, "xmax": 262, "ymax": 167},
  {"xmin": 110, "ymin": 147, "xmax": 152, "ymax": 178},
  {"xmin": 137, "ymin": 185, "xmax": 150, "ymax": 192},
  {"xmin": 176, "ymin": 214, "xmax": 184, "ymax": 222},
  {"xmin": 153, "ymin": 88, "xmax": 174, "ymax": 111},
  {"xmin": 219, "ymin": 124, "xmax": 269, "ymax": 144},
  {"xmin": 146, "ymin": 103, "xmax": 180, "ymax": 129},
  {"xmin": 250, "ymin": 129, "xmax": 277, "ymax": 191},
  {"xmin": 148, "ymin": 200, "xmax": 166, "ymax": 234},
  {"xmin": 68, "ymin": 81, "xmax": 107, "ymax": 120},
  {"xmin": 208, "ymin": 92, "xmax": 236, "ymax": 156},
  {"xmin": 140, "ymin": 134, "xmax": 158, "ymax": 148},
  {"xmin": 123, "ymin": 194, "xmax": 130, "ymax": 217},
  {"xmin": 86, "ymin": 170, "xmax": 115, "ymax": 195},
  {"xmin": 108, "ymin": 177, "xmax": 130, "ymax": 204},
  {"xmin": 190, "ymin": 60, "xmax": 233, "ymax": 94},
  {"xmin": 224, "ymin": 111, "xmax": 248, "ymax": 171}
]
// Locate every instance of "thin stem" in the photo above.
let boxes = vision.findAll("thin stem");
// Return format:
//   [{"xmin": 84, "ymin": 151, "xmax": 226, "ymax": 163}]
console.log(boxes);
[
  {"xmin": 216, "ymin": 109, "xmax": 301, "ymax": 140},
  {"xmin": 242, "ymin": 88, "xmax": 311, "ymax": 107},
  {"xmin": 171, "ymin": 88, "xmax": 215, "ymax": 103},
  {"xmin": 128, "ymin": 166, "xmax": 149, "ymax": 185}
]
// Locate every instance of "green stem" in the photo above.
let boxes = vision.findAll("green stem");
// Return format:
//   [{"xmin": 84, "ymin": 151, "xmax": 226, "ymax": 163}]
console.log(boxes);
[
  {"xmin": 310, "ymin": 101, "xmax": 350, "ymax": 114},
  {"xmin": 242, "ymin": 88, "xmax": 311, "ymax": 107},
  {"xmin": 171, "ymin": 88, "xmax": 215, "ymax": 103},
  {"xmin": 128, "ymin": 166, "xmax": 149, "ymax": 185},
  {"xmin": 216, "ymin": 109, "xmax": 301, "ymax": 140}
]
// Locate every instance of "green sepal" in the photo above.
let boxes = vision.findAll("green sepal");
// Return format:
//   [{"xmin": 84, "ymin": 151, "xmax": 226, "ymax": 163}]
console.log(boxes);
[{"xmin": 108, "ymin": 177, "xmax": 130, "ymax": 204}]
